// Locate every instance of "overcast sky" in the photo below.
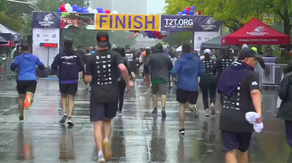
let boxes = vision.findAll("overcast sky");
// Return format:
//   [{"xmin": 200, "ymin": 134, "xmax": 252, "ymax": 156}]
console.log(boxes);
[{"xmin": 147, "ymin": 0, "xmax": 166, "ymax": 14}]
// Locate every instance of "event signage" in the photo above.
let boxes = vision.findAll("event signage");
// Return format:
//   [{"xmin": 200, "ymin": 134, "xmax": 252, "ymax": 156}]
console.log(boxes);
[
  {"xmin": 193, "ymin": 16, "xmax": 222, "ymax": 32},
  {"xmin": 61, "ymin": 13, "xmax": 95, "ymax": 29},
  {"xmin": 160, "ymin": 15, "xmax": 195, "ymax": 32},
  {"xmin": 95, "ymin": 14, "xmax": 160, "ymax": 31},
  {"xmin": 32, "ymin": 12, "xmax": 61, "ymax": 28},
  {"xmin": 39, "ymin": 43, "xmax": 58, "ymax": 48}
]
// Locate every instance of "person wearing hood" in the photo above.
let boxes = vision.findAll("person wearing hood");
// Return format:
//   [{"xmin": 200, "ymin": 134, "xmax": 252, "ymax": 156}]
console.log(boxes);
[
  {"xmin": 172, "ymin": 44, "xmax": 204, "ymax": 135},
  {"xmin": 51, "ymin": 39, "xmax": 84, "ymax": 126},
  {"xmin": 217, "ymin": 47, "xmax": 264, "ymax": 163},
  {"xmin": 145, "ymin": 43, "xmax": 173, "ymax": 118},
  {"xmin": 200, "ymin": 49, "xmax": 217, "ymax": 117}
]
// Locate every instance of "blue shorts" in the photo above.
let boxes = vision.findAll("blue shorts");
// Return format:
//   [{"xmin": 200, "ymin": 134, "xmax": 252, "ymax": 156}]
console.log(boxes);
[
  {"xmin": 90, "ymin": 101, "xmax": 118, "ymax": 122},
  {"xmin": 143, "ymin": 65, "xmax": 150, "ymax": 74},
  {"xmin": 221, "ymin": 131, "xmax": 252, "ymax": 152}
]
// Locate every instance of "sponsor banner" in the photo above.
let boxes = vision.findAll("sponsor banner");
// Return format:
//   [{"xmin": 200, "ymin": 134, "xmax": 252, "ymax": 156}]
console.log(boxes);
[
  {"xmin": 160, "ymin": 15, "xmax": 195, "ymax": 32},
  {"xmin": 193, "ymin": 16, "xmax": 222, "ymax": 32},
  {"xmin": 61, "ymin": 13, "xmax": 95, "ymax": 29},
  {"xmin": 32, "ymin": 28, "xmax": 60, "ymax": 66},
  {"xmin": 95, "ymin": 14, "xmax": 160, "ymax": 31},
  {"xmin": 194, "ymin": 31, "xmax": 221, "ymax": 52},
  {"xmin": 32, "ymin": 12, "xmax": 61, "ymax": 28}
]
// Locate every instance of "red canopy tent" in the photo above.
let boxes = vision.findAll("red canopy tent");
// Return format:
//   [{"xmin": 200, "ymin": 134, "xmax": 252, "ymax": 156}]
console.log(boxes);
[{"xmin": 221, "ymin": 18, "xmax": 291, "ymax": 46}]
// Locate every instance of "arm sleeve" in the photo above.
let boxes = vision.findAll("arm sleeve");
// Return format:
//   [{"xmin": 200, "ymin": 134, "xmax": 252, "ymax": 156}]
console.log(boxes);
[
  {"xmin": 36, "ymin": 57, "xmax": 45, "ymax": 70},
  {"xmin": 51, "ymin": 54, "xmax": 60, "ymax": 70},
  {"xmin": 172, "ymin": 60, "xmax": 181, "ymax": 75},
  {"xmin": 248, "ymin": 72, "xmax": 260, "ymax": 91},
  {"xmin": 77, "ymin": 54, "xmax": 84, "ymax": 72},
  {"xmin": 10, "ymin": 57, "xmax": 19, "ymax": 71},
  {"xmin": 278, "ymin": 77, "xmax": 289, "ymax": 100},
  {"xmin": 85, "ymin": 56, "xmax": 94, "ymax": 75},
  {"xmin": 114, "ymin": 53, "xmax": 123, "ymax": 66}
]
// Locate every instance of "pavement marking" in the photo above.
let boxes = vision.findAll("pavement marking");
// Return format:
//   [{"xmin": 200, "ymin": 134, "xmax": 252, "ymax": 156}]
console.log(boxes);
[{"xmin": 0, "ymin": 104, "xmax": 18, "ymax": 116}]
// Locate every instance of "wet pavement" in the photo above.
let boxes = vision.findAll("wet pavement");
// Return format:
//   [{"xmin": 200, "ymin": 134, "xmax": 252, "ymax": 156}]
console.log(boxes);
[{"xmin": 0, "ymin": 79, "xmax": 291, "ymax": 163}]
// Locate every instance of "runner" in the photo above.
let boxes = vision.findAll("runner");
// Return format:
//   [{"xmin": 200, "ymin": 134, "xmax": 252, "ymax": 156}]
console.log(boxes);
[
  {"xmin": 84, "ymin": 32, "xmax": 134, "ymax": 162},
  {"xmin": 51, "ymin": 40, "xmax": 84, "ymax": 127},
  {"xmin": 172, "ymin": 44, "xmax": 204, "ymax": 135},
  {"xmin": 10, "ymin": 41, "xmax": 44, "ymax": 122},
  {"xmin": 139, "ymin": 47, "xmax": 151, "ymax": 91},
  {"xmin": 218, "ymin": 47, "xmax": 264, "ymax": 163},
  {"xmin": 199, "ymin": 49, "xmax": 217, "ymax": 117},
  {"xmin": 145, "ymin": 43, "xmax": 173, "ymax": 118}
]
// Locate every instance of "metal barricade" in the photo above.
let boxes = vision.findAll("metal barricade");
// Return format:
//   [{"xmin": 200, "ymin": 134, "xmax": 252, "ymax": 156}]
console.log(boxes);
[
  {"xmin": 0, "ymin": 57, "xmax": 16, "ymax": 79},
  {"xmin": 261, "ymin": 63, "xmax": 287, "ymax": 87}
]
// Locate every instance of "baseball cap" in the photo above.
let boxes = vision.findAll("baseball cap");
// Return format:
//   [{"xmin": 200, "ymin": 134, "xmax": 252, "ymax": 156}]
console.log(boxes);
[
  {"xmin": 96, "ymin": 32, "xmax": 109, "ymax": 47},
  {"xmin": 238, "ymin": 48, "xmax": 265, "ymax": 68},
  {"xmin": 204, "ymin": 49, "xmax": 211, "ymax": 55},
  {"xmin": 251, "ymin": 47, "xmax": 258, "ymax": 53}
]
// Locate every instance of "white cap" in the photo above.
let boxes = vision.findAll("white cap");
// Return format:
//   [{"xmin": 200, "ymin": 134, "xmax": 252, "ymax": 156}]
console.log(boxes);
[
  {"xmin": 242, "ymin": 44, "xmax": 249, "ymax": 48},
  {"xmin": 204, "ymin": 49, "xmax": 211, "ymax": 55}
]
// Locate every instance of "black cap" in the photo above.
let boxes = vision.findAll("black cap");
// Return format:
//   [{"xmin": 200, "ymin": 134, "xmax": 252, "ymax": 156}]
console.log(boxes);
[
  {"xmin": 96, "ymin": 32, "xmax": 109, "ymax": 47},
  {"xmin": 125, "ymin": 45, "xmax": 130, "ymax": 49},
  {"xmin": 238, "ymin": 48, "xmax": 265, "ymax": 68}
]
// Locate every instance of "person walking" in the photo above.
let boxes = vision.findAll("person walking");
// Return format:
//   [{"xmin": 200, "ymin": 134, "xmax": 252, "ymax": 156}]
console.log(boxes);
[
  {"xmin": 84, "ymin": 32, "xmax": 134, "ymax": 162},
  {"xmin": 145, "ymin": 43, "xmax": 173, "ymax": 118},
  {"xmin": 172, "ymin": 44, "xmax": 204, "ymax": 135},
  {"xmin": 51, "ymin": 40, "xmax": 84, "ymax": 127},
  {"xmin": 217, "ymin": 47, "xmax": 264, "ymax": 163},
  {"xmin": 10, "ymin": 41, "xmax": 45, "ymax": 122},
  {"xmin": 277, "ymin": 61, "xmax": 292, "ymax": 149},
  {"xmin": 199, "ymin": 49, "xmax": 217, "ymax": 117}
]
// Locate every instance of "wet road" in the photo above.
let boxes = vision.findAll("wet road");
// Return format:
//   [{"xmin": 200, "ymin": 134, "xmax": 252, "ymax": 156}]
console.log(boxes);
[{"xmin": 0, "ymin": 79, "xmax": 291, "ymax": 163}]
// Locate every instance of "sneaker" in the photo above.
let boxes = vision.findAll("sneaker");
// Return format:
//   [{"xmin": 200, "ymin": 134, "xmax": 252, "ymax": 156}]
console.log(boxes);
[
  {"xmin": 161, "ymin": 109, "xmax": 166, "ymax": 118},
  {"xmin": 118, "ymin": 111, "xmax": 122, "ymax": 116},
  {"xmin": 59, "ymin": 115, "xmax": 68, "ymax": 123},
  {"xmin": 102, "ymin": 141, "xmax": 112, "ymax": 160},
  {"xmin": 67, "ymin": 117, "xmax": 74, "ymax": 127},
  {"xmin": 151, "ymin": 108, "xmax": 158, "ymax": 114},
  {"xmin": 205, "ymin": 109, "xmax": 210, "ymax": 117},
  {"xmin": 19, "ymin": 116, "xmax": 24, "ymax": 122},
  {"xmin": 193, "ymin": 105, "xmax": 199, "ymax": 118},
  {"xmin": 98, "ymin": 155, "xmax": 105, "ymax": 163},
  {"xmin": 24, "ymin": 94, "xmax": 32, "ymax": 108},
  {"xmin": 210, "ymin": 103, "xmax": 216, "ymax": 115},
  {"xmin": 179, "ymin": 128, "xmax": 185, "ymax": 136}
]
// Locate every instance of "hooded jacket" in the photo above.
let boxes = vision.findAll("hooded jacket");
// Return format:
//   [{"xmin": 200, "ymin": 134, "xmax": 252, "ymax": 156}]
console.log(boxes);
[
  {"xmin": 51, "ymin": 49, "xmax": 84, "ymax": 84},
  {"xmin": 172, "ymin": 53, "xmax": 204, "ymax": 91}
]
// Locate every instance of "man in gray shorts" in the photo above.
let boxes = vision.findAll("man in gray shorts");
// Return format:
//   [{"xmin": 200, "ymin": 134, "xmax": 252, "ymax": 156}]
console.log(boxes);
[{"xmin": 145, "ymin": 43, "xmax": 173, "ymax": 118}]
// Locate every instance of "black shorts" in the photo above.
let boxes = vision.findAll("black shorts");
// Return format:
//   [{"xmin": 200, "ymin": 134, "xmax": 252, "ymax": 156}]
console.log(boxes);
[
  {"xmin": 90, "ymin": 101, "xmax": 118, "ymax": 122},
  {"xmin": 17, "ymin": 80, "xmax": 37, "ymax": 94},
  {"xmin": 59, "ymin": 83, "xmax": 78, "ymax": 96},
  {"xmin": 221, "ymin": 131, "xmax": 252, "ymax": 152},
  {"xmin": 143, "ymin": 65, "xmax": 150, "ymax": 74},
  {"xmin": 176, "ymin": 88, "xmax": 198, "ymax": 104}
]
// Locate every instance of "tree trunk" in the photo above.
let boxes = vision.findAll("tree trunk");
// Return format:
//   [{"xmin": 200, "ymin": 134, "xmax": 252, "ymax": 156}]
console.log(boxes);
[{"xmin": 283, "ymin": 19, "xmax": 291, "ymax": 36}]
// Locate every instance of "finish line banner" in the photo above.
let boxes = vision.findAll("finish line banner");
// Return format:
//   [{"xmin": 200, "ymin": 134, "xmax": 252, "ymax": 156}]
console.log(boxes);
[{"xmin": 95, "ymin": 14, "xmax": 160, "ymax": 31}]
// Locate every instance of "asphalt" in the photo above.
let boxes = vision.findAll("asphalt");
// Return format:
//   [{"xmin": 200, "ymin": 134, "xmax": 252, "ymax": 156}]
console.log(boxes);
[{"xmin": 0, "ymin": 79, "xmax": 290, "ymax": 163}]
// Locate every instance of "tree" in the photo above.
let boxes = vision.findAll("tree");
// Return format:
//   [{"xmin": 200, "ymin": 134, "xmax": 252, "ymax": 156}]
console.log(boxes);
[{"xmin": 0, "ymin": 0, "xmax": 23, "ymax": 31}]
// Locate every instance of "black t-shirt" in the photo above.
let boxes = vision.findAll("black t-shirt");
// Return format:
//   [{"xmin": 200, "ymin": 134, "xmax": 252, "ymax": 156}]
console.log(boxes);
[
  {"xmin": 219, "ymin": 71, "xmax": 260, "ymax": 132},
  {"xmin": 85, "ymin": 50, "xmax": 123, "ymax": 103}
]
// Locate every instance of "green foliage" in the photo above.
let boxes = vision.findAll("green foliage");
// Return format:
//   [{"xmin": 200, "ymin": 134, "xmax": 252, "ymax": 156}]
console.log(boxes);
[
  {"xmin": 162, "ymin": 32, "xmax": 192, "ymax": 47},
  {"xmin": 36, "ymin": 0, "xmax": 85, "ymax": 12}
]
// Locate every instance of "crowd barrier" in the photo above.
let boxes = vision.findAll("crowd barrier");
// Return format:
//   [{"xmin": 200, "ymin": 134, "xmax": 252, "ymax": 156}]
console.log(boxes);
[
  {"xmin": 261, "ymin": 63, "xmax": 287, "ymax": 87},
  {"xmin": 0, "ymin": 57, "xmax": 16, "ymax": 79}
]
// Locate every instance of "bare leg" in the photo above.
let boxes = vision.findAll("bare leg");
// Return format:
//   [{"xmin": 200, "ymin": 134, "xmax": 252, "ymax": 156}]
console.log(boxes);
[
  {"xmin": 68, "ymin": 94, "xmax": 75, "ymax": 117},
  {"xmin": 161, "ymin": 94, "xmax": 166, "ymax": 108},
  {"xmin": 61, "ymin": 94, "xmax": 67, "ymax": 114},
  {"xmin": 236, "ymin": 150, "xmax": 248, "ymax": 163},
  {"xmin": 179, "ymin": 103, "xmax": 186, "ymax": 129},
  {"xmin": 153, "ymin": 94, "xmax": 158, "ymax": 108},
  {"xmin": 103, "ymin": 118, "xmax": 112, "ymax": 160},
  {"xmin": 226, "ymin": 150, "xmax": 237, "ymax": 163},
  {"xmin": 18, "ymin": 94, "xmax": 25, "ymax": 117},
  {"xmin": 94, "ymin": 121, "xmax": 103, "ymax": 151}
]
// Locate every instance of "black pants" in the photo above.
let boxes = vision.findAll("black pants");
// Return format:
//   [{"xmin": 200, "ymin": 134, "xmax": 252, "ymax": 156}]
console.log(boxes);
[
  {"xmin": 118, "ymin": 80, "xmax": 127, "ymax": 111},
  {"xmin": 199, "ymin": 80, "xmax": 217, "ymax": 110}
]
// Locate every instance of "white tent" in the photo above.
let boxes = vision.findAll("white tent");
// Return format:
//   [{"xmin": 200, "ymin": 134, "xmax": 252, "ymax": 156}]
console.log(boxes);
[
  {"xmin": 0, "ymin": 24, "xmax": 18, "ymax": 34},
  {"xmin": 176, "ymin": 45, "xmax": 182, "ymax": 52}
]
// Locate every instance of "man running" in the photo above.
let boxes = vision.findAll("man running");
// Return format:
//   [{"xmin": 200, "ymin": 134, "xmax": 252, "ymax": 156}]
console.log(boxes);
[
  {"xmin": 145, "ymin": 43, "xmax": 173, "ymax": 118},
  {"xmin": 10, "ymin": 41, "xmax": 44, "ymax": 122},
  {"xmin": 172, "ymin": 44, "xmax": 204, "ymax": 135},
  {"xmin": 51, "ymin": 40, "xmax": 84, "ymax": 127},
  {"xmin": 85, "ymin": 32, "xmax": 133, "ymax": 162}
]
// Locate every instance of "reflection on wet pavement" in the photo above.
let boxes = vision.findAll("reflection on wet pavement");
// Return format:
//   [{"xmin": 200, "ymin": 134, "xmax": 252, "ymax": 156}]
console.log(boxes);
[{"xmin": 0, "ymin": 79, "xmax": 290, "ymax": 163}]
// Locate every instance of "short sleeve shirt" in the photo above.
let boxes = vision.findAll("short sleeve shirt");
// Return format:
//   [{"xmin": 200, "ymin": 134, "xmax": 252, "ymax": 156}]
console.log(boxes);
[
  {"xmin": 86, "ymin": 50, "xmax": 123, "ymax": 103},
  {"xmin": 219, "ymin": 71, "xmax": 260, "ymax": 132}
]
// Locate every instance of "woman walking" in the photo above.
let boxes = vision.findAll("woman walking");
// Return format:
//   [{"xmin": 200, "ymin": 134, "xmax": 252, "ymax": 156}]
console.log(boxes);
[
  {"xmin": 199, "ymin": 49, "xmax": 217, "ymax": 117},
  {"xmin": 277, "ymin": 61, "xmax": 292, "ymax": 148},
  {"xmin": 113, "ymin": 47, "xmax": 133, "ymax": 116}
]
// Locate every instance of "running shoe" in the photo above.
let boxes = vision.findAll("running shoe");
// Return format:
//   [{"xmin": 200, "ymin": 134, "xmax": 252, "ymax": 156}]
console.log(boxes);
[
  {"xmin": 161, "ymin": 109, "xmax": 166, "ymax": 118},
  {"xmin": 179, "ymin": 128, "xmax": 185, "ymax": 136},
  {"xmin": 24, "ymin": 94, "xmax": 32, "ymax": 108},
  {"xmin": 193, "ymin": 105, "xmax": 199, "ymax": 118},
  {"xmin": 151, "ymin": 108, "xmax": 158, "ymax": 114},
  {"xmin": 210, "ymin": 103, "xmax": 216, "ymax": 115},
  {"xmin": 118, "ymin": 111, "xmax": 122, "ymax": 116},
  {"xmin": 19, "ymin": 116, "xmax": 24, "ymax": 122},
  {"xmin": 59, "ymin": 115, "xmax": 68, "ymax": 123},
  {"xmin": 102, "ymin": 140, "xmax": 112, "ymax": 160},
  {"xmin": 98, "ymin": 154, "xmax": 105, "ymax": 163},
  {"xmin": 205, "ymin": 109, "xmax": 210, "ymax": 117},
  {"xmin": 67, "ymin": 117, "xmax": 74, "ymax": 127}
]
